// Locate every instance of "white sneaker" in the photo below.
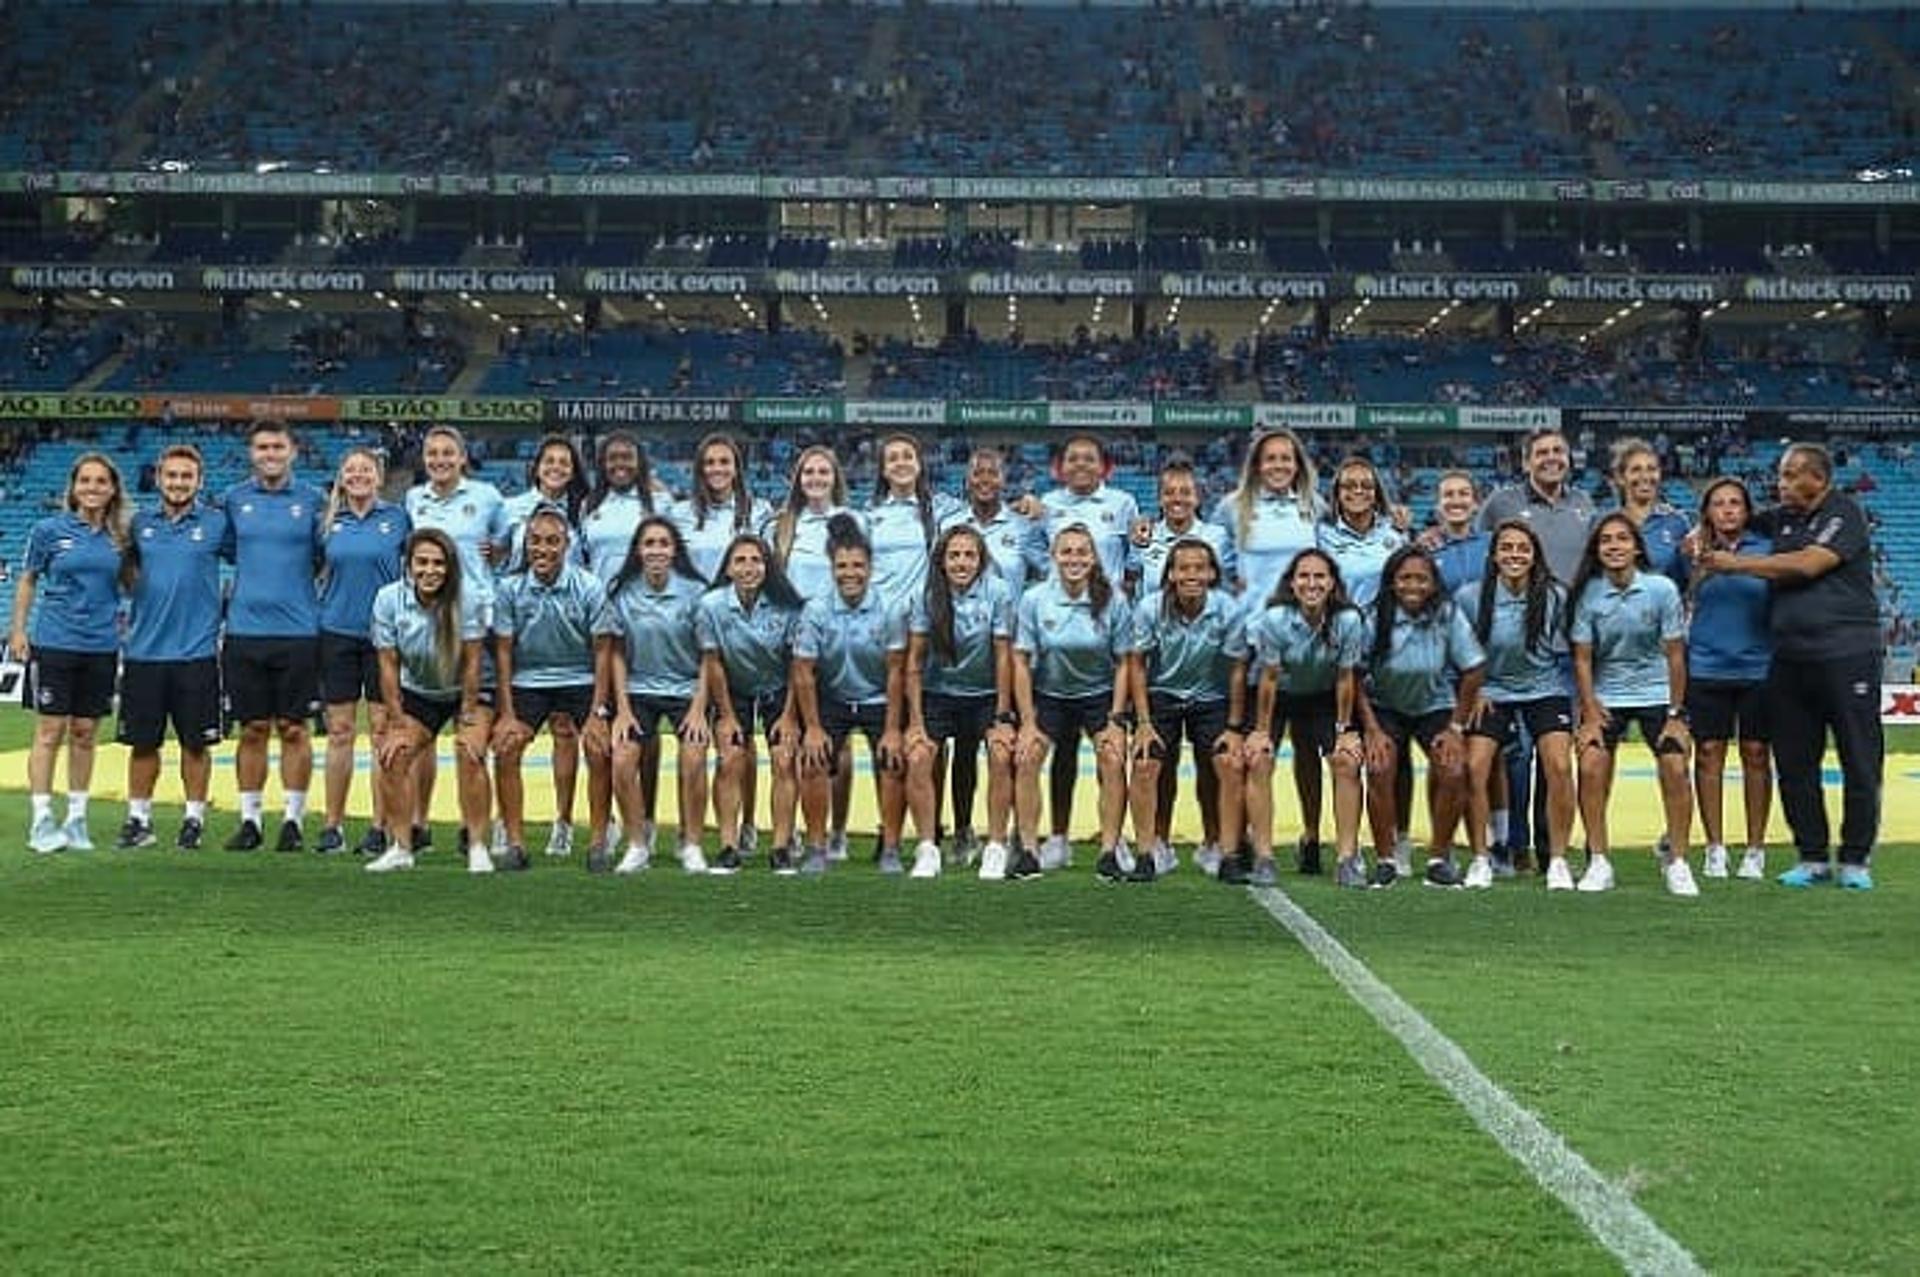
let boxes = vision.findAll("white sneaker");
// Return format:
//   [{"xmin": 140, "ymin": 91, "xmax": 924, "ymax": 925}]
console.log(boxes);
[
  {"xmin": 1546, "ymin": 858, "xmax": 1576, "ymax": 891},
  {"xmin": 1039, "ymin": 834, "xmax": 1071, "ymax": 871},
  {"xmin": 1663, "ymin": 857, "xmax": 1700, "ymax": 898},
  {"xmin": 678, "ymin": 844, "xmax": 709, "ymax": 874},
  {"xmin": 639, "ymin": 821, "xmax": 657, "ymax": 855},
  {"xmin": 365, "ymin": 846, "xmax": 416, "ymax": 873},
  {"xmin": 614, "ymin": 844, "xmax": 651, "ymax": 875},
  {"xmin": 978, "ymin": 841, "xmax": 1009, "ymax": 881},
  {"xmin": 826, "ymin": 831, "xmax": 849, "ymax": 863},
  {"xmin": 1152, "ymin": 841, "xmax": 1178, "ymax": 877},
  {"xmin": 63, "ymin": 817, "xmax": 94, "ymax": 852},
  {"xmin": 1463, "ymin": 855, "xmax": 1494, "ymax": 890},
  {"xmin": 28, "ymin": 813, "xmax": 68, "ymax": 855},
  {"xmin": 490, "ymin": 818, "xmax": 508, "ymax": 857},
  {"xmin": 1737, "ymin": 847, "xmax": 1767, "ymax": 880},
  {"xmin": 1196, "ymin": 844, "xmax": 1223, "ymax": 878},
  {"xmin": 1703, "ymin": 844, "xmax": 1730, "ymax": 879},
  {"xmin": 910, "ymin": 840, "xmax": 941, "ymax": 879},
  {"xmin": 1113, "ymin": 838, "xmax": 1136, "ymax": 875},
  {"xmin": 467, "ymin": 843, "xmax": 495, "ymax": 875},
  {"xmin": 545, "ymin": 820, "xmax": 574, "ymax": 858},
  {"xmin": 1576, "ymin": 854, "xmax": 1615, "ymax": 893},
  {"xmin": 1392, "ymin": 838, "xmax": 1414, "ymax": 879}
]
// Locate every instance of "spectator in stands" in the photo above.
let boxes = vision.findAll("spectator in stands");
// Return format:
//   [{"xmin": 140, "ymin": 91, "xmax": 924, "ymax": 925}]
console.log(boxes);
[
  {"xmin": 13, "ymin": 453, "xmax": 132, "ymax": 855},
  {"xmin": 1696, "ymin": 443, "xmax": 1883, "ymax": 890}
]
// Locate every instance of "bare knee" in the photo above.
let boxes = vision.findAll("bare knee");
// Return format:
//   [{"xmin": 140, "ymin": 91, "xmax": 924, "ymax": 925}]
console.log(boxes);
[{"xmin": 67, "ymin": 718, "xmax": 98, "ymax": 748}]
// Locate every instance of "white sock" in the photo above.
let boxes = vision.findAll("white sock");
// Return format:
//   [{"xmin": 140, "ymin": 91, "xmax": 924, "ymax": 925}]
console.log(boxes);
[
  {"xmin": 283, "ymin": 791, "xmax": 307, "ymax": 823},
  {"xmin": 239, "ymin": 791, "xmax": 263, "ymax": 825},
  {"xmin": 129, "ymin": 798, "xmax": 154, "ymax": 823},
  {"xmin": 185, "ymin": 800, "xmax": 207, "ymax": 822},
  {"xmin": 31, "ymin": 793, "xmax": 52, "ymax": 823},
  {"xmin": 66, "ymin": 792, "xmax": 88, "ymax": 823},
  {"xmin": 1489, "ymin": 809, "xmax": 1510, "ymax": 845}
]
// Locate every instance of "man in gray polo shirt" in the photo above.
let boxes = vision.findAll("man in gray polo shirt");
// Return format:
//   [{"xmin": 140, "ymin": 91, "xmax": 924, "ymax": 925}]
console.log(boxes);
[
  {"xmin": 1697, "ymin": 442, "xmax": 1883, "ymax": 890},
  {"xmin": 1478, "ymin": 428, "xmax": 1595, "ymax": 586}
]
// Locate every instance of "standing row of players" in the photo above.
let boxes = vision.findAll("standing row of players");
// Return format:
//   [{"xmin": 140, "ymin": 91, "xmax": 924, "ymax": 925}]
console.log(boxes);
[{"xmin": 11, "ymin": 422, "xmax": 1882, "ymax": 891}]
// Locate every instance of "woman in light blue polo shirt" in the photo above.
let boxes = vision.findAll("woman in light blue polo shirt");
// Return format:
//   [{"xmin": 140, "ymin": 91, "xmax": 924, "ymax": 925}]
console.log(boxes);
[
  {"xmin": 699, "ymin": 533, "xmax": 806, "ymax": 875},
  {"xmin": 672, "ymin": 432, "xmax": 772, "ymax": 584},
  {"xmin": 867, "ymin": 433, "xmax": 964, "ymax": 613},
  {"xmin": 12, "ymin": 452, "xmax": 130, "ymax": 855},
  {"xmin": 1458, "ymin": 520, "xmax": 1575, "ymax": 891},
  {"xmin": 1010, "ymin": 523, "xmax": 1137, "ymax": 879},
  {"xmin": 365, "ymin": 529, "xmax": 491, "ymax": 875},
  {"xmin": 599, "ymin": 514, "xmax": 714, "ymax": 876},
  {"xmin": 1681, "ymin": 478, "xmax": 1774, "ymax": 882},
  {"xmin": 1568, "ymin": 512, "xmax": 1698, "ymax": 897},
  {"xmin": 1215, "ymin": 427, "xmax": 1320, "ymax": 606}
]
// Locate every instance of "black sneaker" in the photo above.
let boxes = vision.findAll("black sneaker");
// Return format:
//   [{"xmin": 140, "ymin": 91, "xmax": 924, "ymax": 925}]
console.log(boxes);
[
  {"xmin": 176, "ymin": 817, "xmax": 204, "ymax": 851},
  {"xmin": 585, "ymin": 844, "xmax": 613, "ymax": 874},
  {"xmin": 315, "ymin": 826, "xmax": 347, "ymax": 856},
  {"xmin": 1095, "ymin": 850, "xmax": 1126, "ymax": 882},
  {"xmin": 224, "ymin": 820, "xmax": 263, "ymax": 852},
  {"xmin": 1007, "ymin": 848, "xmax": 1043, "ymax": 880},
  {"xmin": 1296, "ymin": 837, "xmax": 1323, "ymax": 876},
  {"xmin": 1367, "ymin": 860, "xmax": 1400, "ymax": 890},
  {"xmin": 411, "ymin": 824, "xmax": 433, "ymax": 853},
  {"xmin": 769, "ymin": 846, "xmax": 797, "ymax": 876},
  {"xmin": 1218, "ymin": 854, "xmax": 1251, "ymax": 885},
  {"xmin": 1424, "ymin": 857, "xmax": 1464, "ymax": 889},
  {"xmin": 1126, "ymin": 855, "xmax": 1158, "ymax": 884},
  {"xmin": 498, "ymin": 845, "xmax": 531, "ymax": 872},
  {"xmin": 712, "ymin": 846, "xmax": 743, "ymax": 875},
  {"xmin": 116, "ymin": 817, "xmax": 156, "ymax": 850},
  {"xmin": 276, "ymin": 819, "xmax": 303, "ymax": 853},
  {"xmin": 355, "ymin": 826, "xmax": 388, "ymax": 857}
]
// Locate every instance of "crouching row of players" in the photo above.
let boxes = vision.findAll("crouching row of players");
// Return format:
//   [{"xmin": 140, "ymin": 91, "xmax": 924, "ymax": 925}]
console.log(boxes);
[{"xmin": 366, "ymin": 492, "xmax": 1711, "ymax": 895}]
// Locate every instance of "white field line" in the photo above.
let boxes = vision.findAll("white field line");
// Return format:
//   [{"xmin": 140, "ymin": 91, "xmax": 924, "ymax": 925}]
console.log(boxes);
[{"xmin": 1248, "ymin": 885, "xmax": 1706, "ymax": 1277}]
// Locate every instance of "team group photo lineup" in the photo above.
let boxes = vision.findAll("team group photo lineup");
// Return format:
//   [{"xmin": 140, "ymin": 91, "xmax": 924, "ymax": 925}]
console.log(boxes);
[{"xmin": 10, "ymin": 417, "xmax": 1885, "ymax": 894}]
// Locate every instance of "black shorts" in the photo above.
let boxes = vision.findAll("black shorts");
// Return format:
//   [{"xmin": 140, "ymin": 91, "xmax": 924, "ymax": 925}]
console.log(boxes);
[
  {"xmin": 25, "ymin": 647, "xmax": 116, "ymax": 719},
  {"xmin": 1272, "ymin": 690, "xmax": 1338, "ymax": 758},
  {"xmin": 509, "ymin": 683, "xmax": 595, "ymax": 734},
  {"xmin": 625, "ymin": 693, "xmax": 694, "ymax": 740},
  {"xmin": 1470, "ymin": 696, "xmax": 1573, "ymax": 750},
  {"xmin": 823, "ymin": 698, "xmax": 889, "ymax": 756},
  {"xmin": 116, "ymin": 658, "xmax": 222, "ymax": 750},
  {"xmin": 319, "ymin": 631, "xmax": 381, "ymax": 706},
  {"xmin": 1373, "ymin": 706, "xmax": 1456, "ymax": 755},
  {"xmin": 1599, "ymin": 703, "xmax": 1678, "ymax": 752},
  {"xmin": 1686, "ymin": 679, "xmax": 1769, "ymax": 744},
  {"xmin": 1148, "ymin": 693, "xmax": 1229, "ymax": 759},
  {"xmin": 729, "ymin": 686, "xmax": 790, "ymax": 743},
  {"xmin": 401, "ymin": 687, "xmax": 495, "ymax": 737},
  {"xmin": 223, "ymin": 635, "xmax": 321, "ymax": 724},
  {"xmin": 1035, "ymin": 691, "xmax": 1111, "ymax": 743},
  {"xmin": 923, "ymin": 691, "xmax": 997, "ymax": 744}
]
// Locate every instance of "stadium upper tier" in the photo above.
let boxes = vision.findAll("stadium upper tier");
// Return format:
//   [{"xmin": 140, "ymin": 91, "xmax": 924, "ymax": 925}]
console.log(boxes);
[{"xmin": 1, "ymin": 5, "xmax": 1915, "ymax": 179}]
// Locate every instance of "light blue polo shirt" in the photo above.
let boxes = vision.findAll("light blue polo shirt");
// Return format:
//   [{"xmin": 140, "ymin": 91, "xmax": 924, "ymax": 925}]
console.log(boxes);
[
  {"xmin": 491, "ymin": 561, "xmax": 605, "ymax": 689},
  {"xmin": 1213, "ymin": 490, "xmax": 1317, "ymax": 606},
  {"xmin": 370, "ymin": 579, "xmax": 488, "ymax": 701},
  {"xmin": 221, "ymin": 477, "xmax": 325, "ymax": 638},
  {"xmin": 1014, "ymin": 577, "xmax": 1135, "ymax": 701},
  {"xmin": 695, "ymin": 586, "xmax": 799, "ymax": 700},
  {"xmin": 943, "ymin": 501, "xmax": 1042, "ymax": 594},
  {"xmin": 597, "ymin": 570, "xmax": 707, "ymax": 701},
  {"xmin": 1431, "ymin": 529, "xmax": 1490, "ymax": 593},
  {"xmin": 126, "ymin": 504, "xmax": 227, "ymax": 662},
  {"xmin": 1363, "ymin": 603, "xmax": 1487, "ymax": 718},
  {"xmin": 794, "ymin": 589, "xmax": 909, "ymax": 708},
  {"xmin": 1453, "ymin": 579, "xmax": 1568, "ymax": 703},
  {"xmin": 1570, "ymin": 569, "xmax": 1686, "ymax": 708},
  {"xmin": 501, "ymin": 489, "xmax": 588, "ymax": 574},
  {"xmin": 869, "ymin": 490, "xmax": 966, "ymax": 612},
  {"xmin": 911, "ymin": 573, "xmax": 1014, "ymax": 699},
  {"xmin": 1133, "ymin": 589, "xmax": 1242, "ymax": 703},
  {"xmin": 1318, "ymin": 517, "xmax": 1405, "ymax": 607},
  {"xmin": 25, "ymin": 513, "xmax": 124, "ymax": 654},
  {"xmin": 319, "ymin": 500, "xmax": 409, "ymax": 641},
  {"xmin": 672, "ymin": 494, "xmax": 772, "ymax": 585},
  {"xmin": 1031, "ymin": 484, "xmax": 1139, "ymax": 585},
  {"xmin": 406, "ymin": 478, "xmax": 508, "ymax": 604},
  {"xmin": 578, "ymin": 488, "xmax": 658, "ymax": 585},
  {"xmin": 761, "ymin": 505, "xmax": 864, "ymax": 603},
  {"xmin": 1239, "ymin": 604, "xmax": 1366, "ymax": 696}
]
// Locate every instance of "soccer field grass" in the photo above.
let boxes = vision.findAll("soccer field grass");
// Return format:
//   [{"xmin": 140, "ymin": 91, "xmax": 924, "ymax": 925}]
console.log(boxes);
[{"xmin": 4, "ymin": 705, "xmax": 1920, "ymax": 1271}]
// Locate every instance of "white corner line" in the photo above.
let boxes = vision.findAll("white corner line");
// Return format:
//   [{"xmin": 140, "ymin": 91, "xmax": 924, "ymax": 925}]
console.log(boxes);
[{"xmin": 1247, "ymin": 885, "xmax": 1706, "ymax": 1277}]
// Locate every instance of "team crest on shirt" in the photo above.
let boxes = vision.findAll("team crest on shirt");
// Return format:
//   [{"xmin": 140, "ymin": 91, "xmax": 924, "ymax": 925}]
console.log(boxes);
[
  {"xmin": 241, "ymin": 502, "xmax": 254, "ymax": 515},
  {"xmin": 1043, "ymin": 617, "xmax": 1059, "ymax": 631},
  {"xmin": 189, "ymin": 526, "xmax": 204, "ymax": 542},
  {"xmin": 379, "ymin": 521, "xmax": 394, "ymax": 535},
  {"xmin": 54, "ymin": 537, "xmax": 74, "ymax": 553},
  {"xmin": 463, "ymin": 503, "xmax": 476, "ymax": 517},
  {"xmin": 290, "ymin": 504, "xmax": 304, "ymax": 518},
  {"xmin": 36, "ymin": 686, "xmax": 52, "ymax": 707}
]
